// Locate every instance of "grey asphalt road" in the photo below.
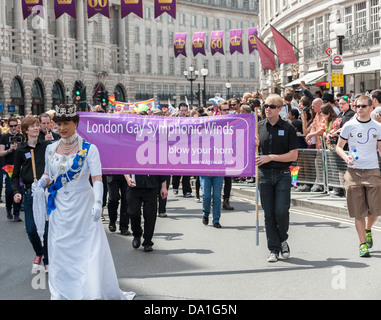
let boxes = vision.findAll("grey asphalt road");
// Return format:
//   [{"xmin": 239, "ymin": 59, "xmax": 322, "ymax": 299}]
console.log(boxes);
[{"xmin": 1, "ymin": 190, "xmax": 381, "ymax": 300}]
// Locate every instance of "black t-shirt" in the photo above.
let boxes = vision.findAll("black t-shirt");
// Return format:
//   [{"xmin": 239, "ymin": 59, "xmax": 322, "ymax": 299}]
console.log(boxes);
[
  {"xmin": 0, "ymin": 133, "xmax": 24, "ymax": 165},
  {"xmin": 258, "ymin": 117, "xmax": 299, "ymax": 170}
]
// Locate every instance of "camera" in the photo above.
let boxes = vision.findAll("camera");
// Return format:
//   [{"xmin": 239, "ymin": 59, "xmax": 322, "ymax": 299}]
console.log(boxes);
[{"xmin": 10, "ymin": 136, "xmax": 22, "ymax": 144}]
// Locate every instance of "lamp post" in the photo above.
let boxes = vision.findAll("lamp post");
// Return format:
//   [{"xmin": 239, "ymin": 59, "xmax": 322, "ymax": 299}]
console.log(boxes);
[
  {"xmin": 200, "ymin": 66, "xmax": 208, "ymax": 108},
  {"xmin": 225, "ymin": 80, "xmax": 231, "ymax": 100},
  {"xmin": 333, "ymin": 20, "xmax": 346, "ymax": 93},
  {"xmin": 184, "ymin": 66, "xmax": 199, "ymax": 107}
]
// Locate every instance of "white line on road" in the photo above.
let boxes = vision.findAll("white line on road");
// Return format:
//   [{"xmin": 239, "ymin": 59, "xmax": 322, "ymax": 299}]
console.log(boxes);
[{"xmin": 233, "ymin": 196, "xmax": 381, "ymax": 232}]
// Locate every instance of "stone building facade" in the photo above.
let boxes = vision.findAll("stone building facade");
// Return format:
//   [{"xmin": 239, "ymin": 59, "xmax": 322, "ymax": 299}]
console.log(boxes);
[{"xmin": 0, "ymin": 0, "xmax": 259, "ymax": 115}]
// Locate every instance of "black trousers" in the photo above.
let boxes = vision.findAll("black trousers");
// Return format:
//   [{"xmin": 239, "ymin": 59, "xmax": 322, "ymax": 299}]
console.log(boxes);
[
  {"xmin": 172, "ymin": 175, "xmax": 192, "ymax": 195},
  {"xmin": 127, "ymin": 188, "xmax": 158, "ymax": 246},
  {"xmin": 223, "ymin": 177, "xmax": 232, "ymax": 200},
  {"xmin": 158, "ymin": 176, "xmax": 170, "ymax": 214},
  {"xmin": 107, "ymin": 175, "xmax": 130, "ymax": 231}
]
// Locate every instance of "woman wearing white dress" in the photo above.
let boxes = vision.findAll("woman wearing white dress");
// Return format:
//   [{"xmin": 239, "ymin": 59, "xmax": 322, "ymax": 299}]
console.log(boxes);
[{"xmin": 35, "ymin": 104, "xmax": 135, "ymax": 300}]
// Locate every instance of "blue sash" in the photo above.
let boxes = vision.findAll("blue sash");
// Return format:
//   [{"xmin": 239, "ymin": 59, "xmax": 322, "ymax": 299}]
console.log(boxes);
[{"xmin": 47, "ymin": 139, "xmax": 91, "ymax": 215}]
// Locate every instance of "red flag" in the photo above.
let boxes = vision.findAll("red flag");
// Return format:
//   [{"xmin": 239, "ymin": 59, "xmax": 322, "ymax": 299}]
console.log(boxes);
[
  {"xmin": 254, "ymin": 35, "xmax": 276, "ymax": 70},
  {"xmin": 270, "ymin": 26, "xmax": 297, "ymax": 64}
]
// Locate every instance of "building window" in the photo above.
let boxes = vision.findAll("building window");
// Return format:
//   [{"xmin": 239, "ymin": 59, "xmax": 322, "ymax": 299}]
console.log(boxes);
[
  {"xmin": 227, "ymin": 61, "xmax": 232, "ymax": 77},
  {"xmin": 370, "ymin": 0, "xmax": 379, "ymax": 31},
  {"xmin": 145, "ymin": 28, "xmax": 151, "ymax": 44},
  {"xmin": 238, "ymin": 62, "xmax": 243, "ymax": 78},
  {"xmin": 158, "ymin": 56, "xmax": 163, "ymax": 75},
  {"xmin": 192, "ymin": 15, "xmax": 197, "ymax": 26},
  {"xmin": 146, "ymin": 55, "xmax": 152, "ymax": 73},
  {"xmin": 135, "ymin": 27, "xmax": 140, "ymax": 43},
  {"xmin": 250, "ymin": 62, "xmax": 255, "ymax": 78},
  {"xmin": 203, "ymin": 17, "xmax": 208, "ymax": 28},
  {"xmin": 215, "ymin": 60, "xmax": 220, "ymax": 77},
  {"xmin": 355, "ymin": 2, "xmax": 367, "ymax": 34},
  {"xmin": 169, "ymin": 57, "xmax": 175, "ymax": 75},
  {"xmin": 157, "ymin": 30, "xmax": 162, "ymax": 46},
  {"xmin": 135, "ymin": 53, "xmax": 140, "ymax": 73}
]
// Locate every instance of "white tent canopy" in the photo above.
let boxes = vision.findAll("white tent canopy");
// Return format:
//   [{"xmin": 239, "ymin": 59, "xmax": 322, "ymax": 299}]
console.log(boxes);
[{"xmin": 283, "ymin": 70, "xmax": 326, "ymax": 87}]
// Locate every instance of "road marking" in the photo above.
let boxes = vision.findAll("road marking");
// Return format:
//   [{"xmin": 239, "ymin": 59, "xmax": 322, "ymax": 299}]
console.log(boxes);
[{"xmin": 233, "ymin": 196, "xmax": 381, "ymax": 232}]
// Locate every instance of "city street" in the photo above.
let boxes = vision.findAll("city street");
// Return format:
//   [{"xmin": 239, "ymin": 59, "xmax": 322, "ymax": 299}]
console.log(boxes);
[{"xmin": 1, "ymin": 185, "xmax": 381, "ymax": 301}]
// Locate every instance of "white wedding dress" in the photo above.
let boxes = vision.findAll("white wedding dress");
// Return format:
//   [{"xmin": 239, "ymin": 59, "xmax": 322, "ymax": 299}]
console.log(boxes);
[{"xmin": 45, "ymin": 139, "xmax": 135, "ymax": 300}]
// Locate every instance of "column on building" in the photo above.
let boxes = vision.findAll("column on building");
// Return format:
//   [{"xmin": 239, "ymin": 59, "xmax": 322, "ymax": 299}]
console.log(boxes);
[{"xmin": 76, "ymin": 0, "xmax": 86, "ymax": 69}]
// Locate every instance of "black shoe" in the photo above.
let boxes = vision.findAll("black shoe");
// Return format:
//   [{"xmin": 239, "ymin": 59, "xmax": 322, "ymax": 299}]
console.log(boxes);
[
  {"xmin": 132, "ymin": 237, "xmax": 141, "ymax": 249},
  {"xmin": 109, "ymin": 223, "xmax": 116, "ymax": 232},
  {"xmin": 202, "ymin": 216, "xmax": 209, "ymax": 225},
  {"xmin": 144, "ymin": 245, "xmax": 153, "ymax": 252},
  {"xmin": 120, "ymin": 229, "xmax": 131, "ymax": 236},
  {"xmin": 213, "ymin": 222, "xmax": 222, "ymax": 228}
]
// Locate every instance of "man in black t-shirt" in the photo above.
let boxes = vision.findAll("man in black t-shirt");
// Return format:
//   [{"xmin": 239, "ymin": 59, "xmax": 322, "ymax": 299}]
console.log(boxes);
[
  {"xmin": 256, "ymin": 94, "xmax": 299, "ymax": 263},
  {"xmin": 0, "ymin": 117, "xmax": 24, "ymax": 221}
]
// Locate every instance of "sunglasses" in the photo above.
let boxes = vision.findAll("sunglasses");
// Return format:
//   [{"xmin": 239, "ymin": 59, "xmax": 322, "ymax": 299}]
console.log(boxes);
[
  {"xmin": 263, "ymin": 104, "xmax": 279, "ymax": 109},
  {"xmin": 220, "ymin": 108, "xmax": 230, "ymax": 112},
  {"xmin": 9, "ymin": 124, "xmax": 17, "ymax": 127},
  {"xmin": 355, "ymin": 105, "xmax": 369, "ymax": 109}
]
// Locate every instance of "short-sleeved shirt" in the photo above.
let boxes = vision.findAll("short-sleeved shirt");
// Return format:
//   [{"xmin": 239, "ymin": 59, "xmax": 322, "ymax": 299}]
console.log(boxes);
[
  {"xmin": 258, "ymin": 116, "xmax": 299, "ymax": 170},
  {"xmin": 0, "ymin": 133, "xmax": 24, "ymax": 165},
  {"xmin": 340, "ymin": 117, "xmax": 381, "ymax": 169},
  {"xmin": 311, "ymin": 112, "xmax": 325, "ymax": 149}
]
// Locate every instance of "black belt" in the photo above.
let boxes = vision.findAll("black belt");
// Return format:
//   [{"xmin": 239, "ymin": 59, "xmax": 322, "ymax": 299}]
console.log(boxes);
[{"xmin": 259, "ymin": 167, "xmax": 289, "ymax": 172}]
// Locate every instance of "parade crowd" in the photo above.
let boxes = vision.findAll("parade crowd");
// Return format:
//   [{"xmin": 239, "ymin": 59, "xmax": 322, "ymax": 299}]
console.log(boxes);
[{"xmin": 1, "ymin": 83, "xmax": 381, "ymax": 299}]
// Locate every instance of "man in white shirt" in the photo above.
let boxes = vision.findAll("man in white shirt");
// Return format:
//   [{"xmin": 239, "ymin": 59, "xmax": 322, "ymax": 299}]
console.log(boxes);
[
  {"xmin": 336, "ymin": 95, "xmax": 381, "ymax": 257},
  {"xmin": 369, "ymin": 89, "xmax": 381, "ymax": 121}
]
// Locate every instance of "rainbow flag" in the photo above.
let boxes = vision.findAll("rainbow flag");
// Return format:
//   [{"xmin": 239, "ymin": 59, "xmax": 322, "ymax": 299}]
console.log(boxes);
[
  {"xmin": 3, "ymin": 164, "xmax": 14, "ymax": 179},
  {"xmin": 290, "ymin": 166, "xmax": 302, "ymax": 187}
]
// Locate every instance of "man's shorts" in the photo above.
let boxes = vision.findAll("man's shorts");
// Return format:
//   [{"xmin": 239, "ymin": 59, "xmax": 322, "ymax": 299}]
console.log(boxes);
[{"xmin": 344, "ymin": 168, "xmax": 381, "ymax": 218}]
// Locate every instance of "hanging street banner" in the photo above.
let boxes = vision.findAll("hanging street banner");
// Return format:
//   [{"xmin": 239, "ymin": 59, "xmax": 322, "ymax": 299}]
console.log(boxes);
[
  {"xmin": 248, "ymin": 27, "xmax": 258, "ymax": 53},
  {"xmin": 154, "ymin": 0, "xmax": 176, "ymax": 19},
  {"xmin": 87, "ymin": 0, "xmax": 110, "ymax": 19},
  {"xmin": 54, "ymin": 0, "xmax": 77, "ymax": 19},
  {"xmin": 77, "ymin": 113, "xmax": 256, "ymax": 177},
  {"xmin": 174, "ymin": 33, "xmax": 187, "ymax": 57},
  {"xmin": 121, "ymin": 0, "xmax": 143, "ymax": 19},
  {"xmin": 192, "ymin": 32, "xmax": 206, "ymax": 57},
  {"xmin": 210, "ymin": 30, "xmax": 224, "ymax": 56},
  {"xmin": 22, "ymin": 0, "xmax": 44, "ymax": 20},
  {"xmin": 229, "ymin": 29, "xmax": 243, "ymax": 55}
]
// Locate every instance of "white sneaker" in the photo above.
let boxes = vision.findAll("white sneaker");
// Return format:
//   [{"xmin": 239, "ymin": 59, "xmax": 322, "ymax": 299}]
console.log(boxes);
[{"xmin": 267, "ymin": 252, "xmax": 278, "ymax": 262}]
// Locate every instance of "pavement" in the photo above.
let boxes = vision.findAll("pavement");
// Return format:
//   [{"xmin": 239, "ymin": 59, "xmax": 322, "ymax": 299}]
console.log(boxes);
[{"xmin": 230, "ymin": 180, "xmax": 349, "ymax": 216}]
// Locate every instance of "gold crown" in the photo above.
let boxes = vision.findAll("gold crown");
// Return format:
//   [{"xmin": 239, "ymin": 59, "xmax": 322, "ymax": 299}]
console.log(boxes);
[
  {"xmin": 192, "ymin": 37, "xmax": 204, "ymax": 48},
  {"xmin": 248, "ymin": 35, "xmax": 257, "ymax": 45},
  {"xmin": 57, "ymin": 0, "xmax": 72, "ymax": 4},
  {"xmin": 230, "ymin": 35, "xmax": 242, "ymax": 47},
  {"xmin": 25, "ymin": 0, "xmax": 40, "ymax": 4},
  {"xmin": 158, "ymin": 0, "xmax": 173, "ymax": 3},
  {"xmin": 124, "ymin": 0, "xmax": 139, "ymax": 3},
  {"xmin": 174, "ymin": 38, "xmax": 185, "ymax": 49}
]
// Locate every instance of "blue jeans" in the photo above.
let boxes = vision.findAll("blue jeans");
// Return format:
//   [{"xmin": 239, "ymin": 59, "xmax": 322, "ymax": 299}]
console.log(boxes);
[
  {"xmin": 200, "ymin": 176, "xmax": 223, "ymax": 224},
  {"xmin": 258, "ymin": 168, "xmax": 291, "ymax": 254},
  {"xmin": 24, "ymin": 191, "xmax": 49, "ymax": 265}
]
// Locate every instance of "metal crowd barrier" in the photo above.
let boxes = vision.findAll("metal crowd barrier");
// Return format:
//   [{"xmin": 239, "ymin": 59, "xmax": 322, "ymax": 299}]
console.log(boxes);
[{"xmin": 291, "ymin": 136, "xmax": 348, "ymax": 196}]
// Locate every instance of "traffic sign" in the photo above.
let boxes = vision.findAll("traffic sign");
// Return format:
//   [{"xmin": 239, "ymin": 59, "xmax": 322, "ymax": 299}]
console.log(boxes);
[
  {"xmin": 326, "ymin": 48, "xmax": 332, "ymax": 56},
  {"xmin": 332, "ymin": 72, "xmax": 344, "ymax": 87},
  {"xmin": 332, "ymin": 55, "xmax": 344, "ymax": 68}
]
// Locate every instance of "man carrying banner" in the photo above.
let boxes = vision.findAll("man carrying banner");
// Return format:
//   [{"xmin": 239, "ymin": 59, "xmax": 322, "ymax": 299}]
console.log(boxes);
[{"xmin": 256, "ymin": 94, "xmax": 299, "ymax": 262}]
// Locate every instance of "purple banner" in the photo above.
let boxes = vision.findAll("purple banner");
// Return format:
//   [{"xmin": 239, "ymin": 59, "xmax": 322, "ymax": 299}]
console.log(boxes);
[
  {"xmin": 121, "ymin": 0, "xmax": 143, "ymax": 19},
  {"xmin": 229, "ymin": 29, "xmax": 243, "ymax": 54},
  {"xmin": 248, "ymin": 27, "xmax": 258, "ymax": 53},
  {"xmin": 210, "ymin": 31, "xmax": 224, "ymax": 56},
  {"xmin": 54, "ymin": 0, "xmax": 76, "ymax": 19},
  {"xmin": 77, "ymin": 113, "xmax": 256, "ymax": 177},
  {"xmin": 174, "ymin": 33, "xmax": 187, "ymax": 58},
  {"xmin": 22, "ymin": 0, "xmax": 44, "ymax": 20},
  {"xmin": 192, "ymin": 32, "xmax": 206, "ymax": 57},
  {"xmin": 87, "ymin": 0, "xmax": 110, "ymax": 19},
  {"xmin": 154, "ymin": 0, "xmax": 176, "ymax": 19}
]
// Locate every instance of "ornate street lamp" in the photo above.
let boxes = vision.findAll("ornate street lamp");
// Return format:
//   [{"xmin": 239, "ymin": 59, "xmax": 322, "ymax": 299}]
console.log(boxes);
[{"xmin": 184, "ymin": 66, "xmax": 199, "ymax": 107}]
